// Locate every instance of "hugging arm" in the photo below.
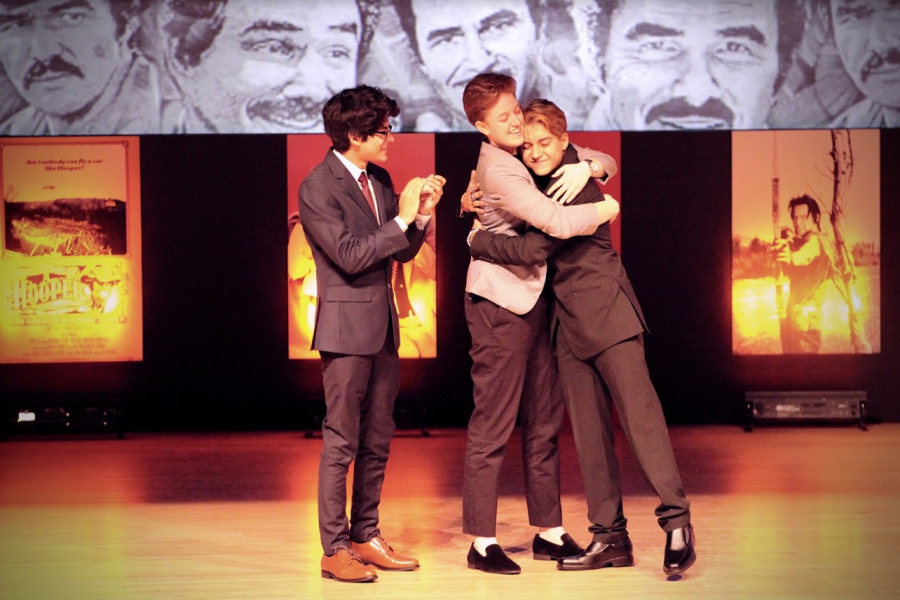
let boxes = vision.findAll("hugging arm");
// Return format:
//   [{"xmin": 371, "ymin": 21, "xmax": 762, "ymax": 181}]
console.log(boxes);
[{"xmin": 469, "ymin": 227, "xmax": 564, "ymax": 266}]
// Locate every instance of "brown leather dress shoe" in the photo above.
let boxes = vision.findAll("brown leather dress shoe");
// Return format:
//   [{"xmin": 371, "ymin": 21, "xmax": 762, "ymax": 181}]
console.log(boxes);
[
  {"xmin": 321, "ymin": 548, "xmax": 377, "ymax": 583},
  {"xmin": 351, "ymin": 535, "xmax": 420, "ymax": 571}
]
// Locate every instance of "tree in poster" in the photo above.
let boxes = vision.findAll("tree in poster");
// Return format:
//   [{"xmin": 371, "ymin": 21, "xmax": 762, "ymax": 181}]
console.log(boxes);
[{"xmin": 828, "ymin": 129, "xmax": 871, "ymax": 353}]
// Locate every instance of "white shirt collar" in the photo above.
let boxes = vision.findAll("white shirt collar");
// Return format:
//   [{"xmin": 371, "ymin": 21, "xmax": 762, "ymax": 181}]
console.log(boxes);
[{"xmin": 333, "ymin": 149, "xmax": 366, "ymax": 181}]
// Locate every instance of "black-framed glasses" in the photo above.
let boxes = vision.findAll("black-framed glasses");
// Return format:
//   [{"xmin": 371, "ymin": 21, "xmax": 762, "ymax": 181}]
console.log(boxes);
[{"xmin": 368, "ymin": 125, "xmax": 392, "ymax": 137}]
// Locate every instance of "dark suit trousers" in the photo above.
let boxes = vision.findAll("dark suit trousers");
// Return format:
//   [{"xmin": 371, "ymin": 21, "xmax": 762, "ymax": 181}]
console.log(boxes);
[
  {"xmin": 556, "ymin": 329, "xmax": 690, "ymax": 544},
  {"xmin": 317, "ymin": 333, "xmax": 399, "ymax": 554},
  {"xmin": 462, "ymin": 293, "xmax": 565, "ymax": 536}
]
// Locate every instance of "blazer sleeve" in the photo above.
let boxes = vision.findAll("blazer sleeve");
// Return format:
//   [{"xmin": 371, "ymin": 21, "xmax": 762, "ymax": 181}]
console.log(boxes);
[
  {"xmin": 469, "ymin": 228, "xmax": 563, "ymax": 266},
  {"xmin": 298, "ymin": 175, "xmax": 411, "ymax": 275},
  {"xmin": 393, "ymin": 217, "xmax": 429, "ymax": 264},
  {"xmin": 485, "ymin": 159, "xmax": 600, "ymax": 239}
]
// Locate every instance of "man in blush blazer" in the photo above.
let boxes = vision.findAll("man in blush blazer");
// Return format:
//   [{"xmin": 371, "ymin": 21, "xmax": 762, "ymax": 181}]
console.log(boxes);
[
  {"xmin": 469, "ymin": 99, "xmax": 694, "ymax": 576},
  {"xmin": 297, "ymin": 85, "xmax": 444, "ymax": 583}
]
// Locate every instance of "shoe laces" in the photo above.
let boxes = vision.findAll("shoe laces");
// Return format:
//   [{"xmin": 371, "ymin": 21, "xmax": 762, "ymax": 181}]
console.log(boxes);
[
  {"xmin": 374, "ymin": 532, "xmax": 396, "ymax": 552},
  {"xmin": 337, "ymin": 546, "xmax": 366, "ymax": 565}
]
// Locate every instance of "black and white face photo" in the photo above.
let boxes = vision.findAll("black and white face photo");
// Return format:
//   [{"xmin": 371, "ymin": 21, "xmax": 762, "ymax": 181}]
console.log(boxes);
[
  {"xmin": 406, "ymin": 0, "xmax": 538, "ymax": 125},
  {"xmin": 161, "ymin": 0, "xmax": 362, "ymax": 133},
  {"xmin": 571, "ymin": 0, "xmax": 789, "ymax": 130},
  {"xmin": 829, "ymin": 0, "xmax": 900, "ymax": 109},
  {"xmin": 1, "ymin": 0, "xmax": 896, "ymax": 132},
  {"xmin": 0, "ymin": 0, "xmax": 138, "ymax": 119}
]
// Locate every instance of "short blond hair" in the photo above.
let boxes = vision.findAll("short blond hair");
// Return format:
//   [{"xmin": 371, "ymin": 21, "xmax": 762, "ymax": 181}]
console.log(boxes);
[{"xmin": 522, "ymin": 99, "xmax": 567, "ymax": 137}]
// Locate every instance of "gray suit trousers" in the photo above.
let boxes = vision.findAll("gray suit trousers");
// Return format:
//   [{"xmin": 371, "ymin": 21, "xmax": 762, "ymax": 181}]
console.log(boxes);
[
  {"xmin": 556, "ymin": 329, "xmax": 690, "ymax": 544},
  {"xmin": 462, "ymin": 293, "xmax": 565, "ymax": 536},
  {"xmin": 317, "ymin": 333, "xmax": 399, "ymax": 553}
]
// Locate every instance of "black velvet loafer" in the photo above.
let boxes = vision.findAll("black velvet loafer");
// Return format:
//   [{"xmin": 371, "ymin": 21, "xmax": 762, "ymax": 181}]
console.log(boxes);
[
  {"xmin": 663, "ymin": 524, "xmax": 696, "ymax": 575},
  {"xmin": 557, "ymin": 537, "xmax": 634, "ymax": 571},
  {"xmin": 532, "ymin": 533, "xmax": 584, "ymax": 561},
  {"xmin": 467, "ymin": 543, "xmax": 521, "ymax": 575}
]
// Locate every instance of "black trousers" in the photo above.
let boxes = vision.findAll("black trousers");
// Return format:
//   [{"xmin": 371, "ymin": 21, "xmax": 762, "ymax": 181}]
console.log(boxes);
[
  {"xmin": 462, "ymin": 293, "xmax": 565, "ymax": 536},
  {"xmin": 556, "ymin": 329, "xmax": 690, "ymax": 544},
  {"xmin": 317, "ymin": 333, "xmax": 399, "ymax": 553}
]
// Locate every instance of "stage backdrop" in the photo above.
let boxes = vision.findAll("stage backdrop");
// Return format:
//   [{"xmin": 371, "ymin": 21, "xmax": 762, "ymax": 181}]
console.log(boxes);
[
  {"xmin": 732, "ymin": 129, "xmax": 880, "ymax": 355},
  {"xmin": 287, "ymin": 134, "xmax": 437, "ymax": 359},
  {"xmin": 0, "ymin": 137, "xmax": 143, "ymax": 363},
  {"xmin": 1, "ymin": 0, "xmax": 897, "ymax": 135}
]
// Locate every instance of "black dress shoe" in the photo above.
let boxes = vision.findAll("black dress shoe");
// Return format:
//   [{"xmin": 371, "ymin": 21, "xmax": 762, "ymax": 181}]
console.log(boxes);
[
  {"xmin": 663, "ymin": 524, "xmax": 696, "ymax": 575},
  {"xmin": 532, "ymin": 533, "xmax": 584, "ymax": 560},
  {"xmin": 467, "ymin": 543, "xmax": 521, "ymax": 574},
  {"xmin": 557, "ymin": 537, "xmax": 634, "ymax": 571}
]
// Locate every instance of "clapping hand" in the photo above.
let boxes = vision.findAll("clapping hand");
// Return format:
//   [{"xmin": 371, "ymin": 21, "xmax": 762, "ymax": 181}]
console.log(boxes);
[{"xmin": 419, "ymin": 174, "xmax": 446, "ymax": 215}]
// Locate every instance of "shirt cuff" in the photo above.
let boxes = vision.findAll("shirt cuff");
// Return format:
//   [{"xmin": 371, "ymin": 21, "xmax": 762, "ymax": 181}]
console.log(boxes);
[
  {"xmin": 414, "ymin": 212, "xmax": 432, "ymax": 230},
  {"xmin": 394, "ymin": 215, "xmax": 408, "ymax": 232}
]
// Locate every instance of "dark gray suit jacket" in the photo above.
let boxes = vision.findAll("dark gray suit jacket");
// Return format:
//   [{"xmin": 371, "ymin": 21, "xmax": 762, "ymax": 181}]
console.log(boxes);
[
  {"xmin": 297, "ymin": 150, "xmax": 427, "ymax": 355},
  {"xmin": 470, "ymin": 146, "xmax": 646, "ymax": 360}
]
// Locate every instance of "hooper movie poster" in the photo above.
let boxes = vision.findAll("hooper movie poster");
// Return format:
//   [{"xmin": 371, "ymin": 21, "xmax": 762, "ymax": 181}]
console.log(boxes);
[
  {"xmin": 287, "ymin": 134, "xmax": 437, "ymax": 359},
  {"xmin": 0, "ymin": 137, "xmax": 143, "ymax": 363},
  {"xmin": 732, "ymin": 129, "xmax": 880, "ymax": 355}
]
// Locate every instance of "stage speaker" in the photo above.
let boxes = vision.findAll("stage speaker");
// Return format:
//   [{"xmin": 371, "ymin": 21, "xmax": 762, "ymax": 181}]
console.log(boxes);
[
  {"xmin": 3, "ymin": 399, "xmax": 124, "ymax": 439},
  {"xmin": 744, "ymin": 391, "xmax": 867, "ymax": 431}
]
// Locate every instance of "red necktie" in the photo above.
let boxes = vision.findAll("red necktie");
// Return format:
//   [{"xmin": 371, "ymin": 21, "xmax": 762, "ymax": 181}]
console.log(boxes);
[{"xmin": 358, "ymin": 172, "xmax": 378, "ymax": 222}]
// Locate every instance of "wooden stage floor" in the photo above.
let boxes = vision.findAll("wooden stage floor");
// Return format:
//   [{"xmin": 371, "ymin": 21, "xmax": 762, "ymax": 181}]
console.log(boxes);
[{"xmin": 1, "ymin": 424, "xmax": 899, "ymax": 599}]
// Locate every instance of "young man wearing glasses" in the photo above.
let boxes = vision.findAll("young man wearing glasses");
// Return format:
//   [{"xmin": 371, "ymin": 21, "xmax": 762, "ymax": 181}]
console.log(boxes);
[{"xmin": 297, "ymin": 84, "xmax": 444, "ymax": 583}]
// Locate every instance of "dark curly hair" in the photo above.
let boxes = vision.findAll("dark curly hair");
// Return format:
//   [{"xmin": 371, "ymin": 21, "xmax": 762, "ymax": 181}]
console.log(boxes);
[{"xmin": 323, "ymin": 85, "xmax": 400, "ymax": 152}]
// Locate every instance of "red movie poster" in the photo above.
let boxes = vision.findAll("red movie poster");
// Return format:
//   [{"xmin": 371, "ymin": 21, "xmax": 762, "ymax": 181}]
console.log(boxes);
[{"xmin": 287, "ymin": 134, "xmax": 437, "ymax": 359}]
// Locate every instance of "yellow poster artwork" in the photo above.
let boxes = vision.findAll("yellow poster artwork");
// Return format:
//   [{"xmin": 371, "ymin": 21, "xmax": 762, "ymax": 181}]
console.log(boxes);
[{"xmin": 0, "ymin": 137, "xmax": 142, "ymax": 363}]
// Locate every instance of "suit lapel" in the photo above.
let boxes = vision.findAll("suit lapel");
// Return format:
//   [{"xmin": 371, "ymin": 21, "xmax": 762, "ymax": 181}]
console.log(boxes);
[
  {"xmin": 326, "ymin": 151, "xmax": 379, "ymax": 226},
  {"xmin": 343, "ymin": 175, "xmax": 379, "ymax": 226}
]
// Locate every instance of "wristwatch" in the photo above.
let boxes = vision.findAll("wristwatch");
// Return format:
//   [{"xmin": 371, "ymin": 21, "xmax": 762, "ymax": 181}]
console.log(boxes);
[{"xmin": 584, "ymin": 159, "xmax": 600, "ymax": 175}]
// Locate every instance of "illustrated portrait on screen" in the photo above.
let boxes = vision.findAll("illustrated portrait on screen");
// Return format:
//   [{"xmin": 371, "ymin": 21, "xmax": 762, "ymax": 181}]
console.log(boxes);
[
  {"xmin": 824, "ymin": 0, "xmax": 900, "ymax": 127},
  {"xmin": 732, "ymin": 129, "xmax": 880, "ymax": 355},
  {"xmin": 770, "ymin": 0, "xmax": 900, "ymax": 128},
  {"xmin": 157, "ymin": 0, "xmax": 376, "ymax": 133},
  {"xmin": 1, "ymin": 0, "xmax": 896, "ymax": 133},
  {"xmin": 391, "ymin": 0, "xmax": 543, "ymax": 132},
  {"xmin": 569, "ymin": 0, "xmax": 804, "ymax": 130},
  {"xmin": 0, "ymin": 0, "xmax": 162, "ymax": 136}
]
